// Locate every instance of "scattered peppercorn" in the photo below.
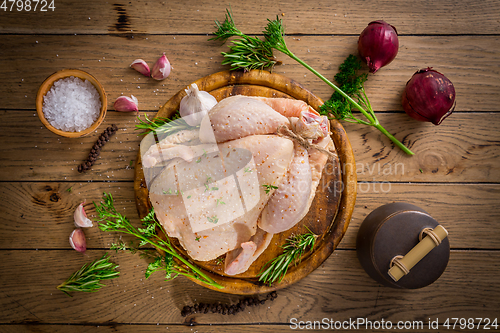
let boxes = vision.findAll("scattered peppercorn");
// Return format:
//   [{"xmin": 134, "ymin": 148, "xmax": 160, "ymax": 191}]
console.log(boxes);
[
  {"xmin": 77, "ymin": 124, "xmax": 118, "ymax": 173},
  {"xmin": 180, "ymin": 291, "xmax": 277, "ymax": 317}
]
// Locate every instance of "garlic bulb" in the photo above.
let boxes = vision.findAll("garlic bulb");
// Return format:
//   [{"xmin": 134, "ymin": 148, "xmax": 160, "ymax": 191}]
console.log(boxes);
[{"xmin": 179, "ymin": 83, "xmax": 217, "ymax": 126}]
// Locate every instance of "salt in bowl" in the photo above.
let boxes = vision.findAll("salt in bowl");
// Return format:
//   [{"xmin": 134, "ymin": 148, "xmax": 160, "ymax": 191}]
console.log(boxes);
[{"xmin": 36, "ymin": 69, "xmax": 107, "ymax": 138}]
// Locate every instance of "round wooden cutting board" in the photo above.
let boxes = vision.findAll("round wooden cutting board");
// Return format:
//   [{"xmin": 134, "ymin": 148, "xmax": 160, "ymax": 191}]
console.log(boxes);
[{"xmin": 134, "ymin": 70, "xmax": 357, "ymax": 295}]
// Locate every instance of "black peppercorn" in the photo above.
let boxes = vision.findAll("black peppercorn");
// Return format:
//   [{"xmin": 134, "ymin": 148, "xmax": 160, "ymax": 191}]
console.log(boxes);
[
  {"xmin": 78, "ymin": 125, "xmax": 118, "ymax": 173},
  {"xmin": 180, "ymin": 291, "xmax": 277, "ymax": 317}
]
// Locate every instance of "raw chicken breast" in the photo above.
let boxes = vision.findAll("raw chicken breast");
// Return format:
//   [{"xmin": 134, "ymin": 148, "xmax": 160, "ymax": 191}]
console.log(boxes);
[{"xmin": 149, "ymin": 135, "xmax": 293, "ymax": 261}]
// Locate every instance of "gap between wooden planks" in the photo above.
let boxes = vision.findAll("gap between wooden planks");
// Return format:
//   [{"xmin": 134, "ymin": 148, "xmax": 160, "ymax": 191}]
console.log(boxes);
[
  {"xmin": 0, "ymin": 35, "xmax": 498, "ymax": 111},
  {"xmin": 0, "ymin": 111, "xmax": 498, "ymax": 183},
  {"xmin": 0, "ymin": 250, "xmax": 498, "ymax": 324},
  {"xmin": 0, "ymin": 0, "xmax": 499, "ymax": 35},
  {"xmin": 0, "ymin": 182, "xmax": 499, "ymax": 250}
]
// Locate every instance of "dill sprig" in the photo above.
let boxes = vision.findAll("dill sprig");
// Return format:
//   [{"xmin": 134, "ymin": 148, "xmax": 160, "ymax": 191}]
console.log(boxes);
[
  {"xmin": 94, "ymin": 193, "xmax": 223, "ymax": 289},
  {"xmin": 211, "ymin": 10, "xmax": 414, "ymax": 155},
  {"xmin": 210, "ymin": 9, "xmax": 278, "ymax": 71},
  {"xmin": 135, "ymin": 113, "xmax": 198, "ymax": 136},
  {"xmin": 56, "ymin": 253, "xmax": 119, "ymax": 297},
  {"xmin": 258, "ymin": 229, "xmax": 317, "ymax": 285}
]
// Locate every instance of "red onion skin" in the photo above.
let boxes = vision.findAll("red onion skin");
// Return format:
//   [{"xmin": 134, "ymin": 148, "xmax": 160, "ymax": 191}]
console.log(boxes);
[
  {"xmin": 358, "ymin": 20, "xmax": 399, "ymax": 73},
  {"xmin": 402, "ymin": 68, "xmax": 455, "ymax": 125}
]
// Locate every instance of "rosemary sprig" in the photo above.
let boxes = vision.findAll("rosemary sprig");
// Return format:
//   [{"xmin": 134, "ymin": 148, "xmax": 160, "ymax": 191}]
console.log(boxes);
[
  {"xmin": 135, "ymin": 113, "xmax": 198, "ymax": 136},
  {"xmin": 211, "ymin": 10, "xmax": 414, "ymax": 155},
  {"xmin": 258, "ymin": 229, "xmax": 317, "ymax": 285},
  {"xmin": 94, "ymin": 192, "xmax": 223, "ymax": 289},
  {"xmin": 56, "ymin": 253, "xmax": 119, "ymax": 297}
]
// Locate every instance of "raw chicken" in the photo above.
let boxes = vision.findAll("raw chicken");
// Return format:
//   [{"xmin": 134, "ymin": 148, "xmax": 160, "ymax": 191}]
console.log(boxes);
[
  {"xmin": 141, "ymin": 95, "xmax": 335, "ymax": 274},
  {"xmin": 260, "ymin": 143, "xmax": 312, "ymax": 234},
  {"xmin": 224, "ymin": 227, "xmax": 274, "ymax": 275},
  {"xmin": 148, "ymin": 135, "xmax": 293, "ymax": 261},
  {"xmin": 199, "ymin": 95, "xmax": 289, "ymax": 143}
]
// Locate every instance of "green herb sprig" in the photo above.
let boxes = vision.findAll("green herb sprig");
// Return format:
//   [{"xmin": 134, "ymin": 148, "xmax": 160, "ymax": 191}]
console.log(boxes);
[
  {"xmin": 258, "ymin": 229, "xmax": 317, "ymax": 285},
  {"xmin": 210, "ymin": 9, "xmax": 278, "ymax": 71},
  {"xmin": 211, "ymin": 10, "xmax": 414, "ymax": 155},
  {"xmin": 56, "ymin": 253, "xmax": 119, "ymax": 297},
  {"xmin": 94, "ymin": 193, "xmax": 223, "ymax": 289},
  {"xmin": 135, "ymin": 113, "xmax": 198, "ymax": 136},
  {"xmin": 262, "ymin": 184, "xmax": 278, "ymax": 194},
  {"xmin": 319, "ymin": 55, "xmax": 413, "ymax": 155}
]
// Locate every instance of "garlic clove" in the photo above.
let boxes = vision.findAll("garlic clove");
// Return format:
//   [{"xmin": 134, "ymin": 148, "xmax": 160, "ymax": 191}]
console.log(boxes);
[
  {"xmin": 179, "ymin": 83, "xmax": 218, "ymax": 126},
  {"xmin": 130, "ymin": 59, "xmax": 150, "ymax": 77},
  {"xmin": 69, "ymin": 229, "xmax": 86, "ymax": 253},
  {"xmin": 151, "ymin": 53, "xmax": 171, "ymax": 80},
  {"xmin": 74, "ymin": 202, "xmax": 93, "ymax": 228},
  {"xmin": 114, "ymin": 95, "xmax": 139, "ymax": 112}
]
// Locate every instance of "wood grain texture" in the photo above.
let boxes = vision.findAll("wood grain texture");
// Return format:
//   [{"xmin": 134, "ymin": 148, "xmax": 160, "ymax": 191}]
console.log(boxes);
[
  {"xmin": 0, "ymin": 0, "xmax": 499, "ymax": 35},
  {"xmin": 1, "ymin": 182, "xmax": 498, "ymax": 250},
  {"xmin": 1, "ymin": 0, "xmax": 499, "ymax": 328},
  {"xmin": 0, "ymin": 35, "xmax": 498, "ymax": 111},
  {"xmin": 0, "ymin": 250, "xmax": 498, "ymax": 324},
  {"xmin": 1, "ymin": 111, "xmax": 498, "ymax": 183}
]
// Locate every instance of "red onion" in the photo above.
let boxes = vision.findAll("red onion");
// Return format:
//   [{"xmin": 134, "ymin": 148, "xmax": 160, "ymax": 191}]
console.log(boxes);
[
  {"xmin": 358, "ymin": 20, "xmax": 399, "ymax": 73},
  {"xmin": 402, "ymin": 68, "xmax": 455, "ymax": 125}
]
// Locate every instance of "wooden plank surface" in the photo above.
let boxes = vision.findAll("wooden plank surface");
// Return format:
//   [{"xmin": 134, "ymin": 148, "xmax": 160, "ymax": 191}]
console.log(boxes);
[
  {"xmin": 0, "ymin": 250, "xmax": 498, "ymax": 324},
  {"xmin": 1, "ymin": 0, "xmax": 500, "ymax": 331},
  {"xmin": 1, "ymin": 182, "xmax": 498, "ymax": 250},
  {"xmin": 0, "ymin": 35, "xmax": 498, "ymax": 111},
  {"xmin": 0, "ymin": 0, "xmax": 499, "ymax": 35},
  {"xmin": 1, "ymin": 111, "xmax": 498, "ymax": 183},
  {"xmin": 0, "ymin": 325, "xmax": 484, "ymax": 333}
]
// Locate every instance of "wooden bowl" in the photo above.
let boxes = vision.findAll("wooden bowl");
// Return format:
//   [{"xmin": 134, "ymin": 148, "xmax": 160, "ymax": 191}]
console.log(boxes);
[
  {"xmin": 134, "ymin": 70, "xmax": 357, "ymax": 294},
  {"xmin": 36, "ymin": 69, "xmax": 107, "ymax": 138}
]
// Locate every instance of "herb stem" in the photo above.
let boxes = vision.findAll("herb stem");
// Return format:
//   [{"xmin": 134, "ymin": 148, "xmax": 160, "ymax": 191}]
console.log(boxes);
[
  {"xmin": 95, "ymin": 193, "xmax": 223, "ymax": 289},
  {"xmin": 374, "ymin": 124, "xmax": 414, "ymax": 155},
  {"xmin": 286, "ymin": 51, "xmax": 413, "ymax": 155},
  {"xmin": 285, "ymin": 51, "xmax": 376, "ymax": 125}
]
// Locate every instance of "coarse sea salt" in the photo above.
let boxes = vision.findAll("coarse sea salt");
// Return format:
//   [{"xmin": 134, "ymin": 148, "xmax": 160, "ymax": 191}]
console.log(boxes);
[{"xmin": 43, "ymin": 76, "xmax": 101, "ymax": 132}]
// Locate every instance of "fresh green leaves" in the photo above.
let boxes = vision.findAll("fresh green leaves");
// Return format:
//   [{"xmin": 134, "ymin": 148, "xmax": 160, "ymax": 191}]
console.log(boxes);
[
  {"xmin": 258, "ymin": 229, "xmax": 317, "ymax": 285},
  {"xmin": 145, "ymin": 254, "xmax": 177, "ymax": 280},
  {"xmin": 135, "ymin": 113, "xmax": 198, "ymax": 136},
  {"xmin": 320, "ymin": 55, "xmax": 371, "ymax": 125},
  {"xmin": 94, "ymin": 193, "xmax": 224, "ymax": 289},
  {"xmin": 211, "ymin": 10, "xmax": 414, "ymax": 155},
  {"xmin": 210, "ymin": 8, "xmax": 242, "ymax": 43},
  {"xmin": 262, "ymin": 184, "xmax": 278, "ymax": 194},
  {"xmin": 56, "ymin": 253, "xmax": 119, "ymax": 297},
  {"xmin": 210, "ymin": 9, "xmax": 278, "ymax": 71},
  {"xmin": 207, "ymin": 215, "xmax": 219, "ymax": 224}
]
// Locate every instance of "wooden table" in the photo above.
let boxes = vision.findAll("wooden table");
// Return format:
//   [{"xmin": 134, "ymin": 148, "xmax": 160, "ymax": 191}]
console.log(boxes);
[{"xmin": 1, "ymin": 1, "xmax": 499, "ymax": 332}]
